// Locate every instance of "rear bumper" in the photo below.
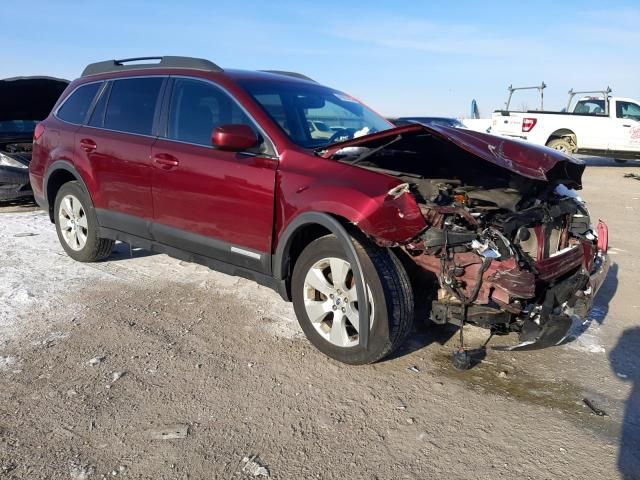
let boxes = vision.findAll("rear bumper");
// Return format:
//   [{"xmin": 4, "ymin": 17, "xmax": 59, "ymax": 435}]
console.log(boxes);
[{"xmin": 0, "ymin": 166, "xmax": 32, "ymax": 200}]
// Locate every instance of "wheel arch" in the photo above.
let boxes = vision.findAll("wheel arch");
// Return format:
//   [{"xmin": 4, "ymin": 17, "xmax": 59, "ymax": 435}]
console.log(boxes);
[
  {"xmin": 546, "ymin": 128, "xmax": 577, "ymax": 147},
  {"xmin": 44, "ymin": 161, "xmax": 92, "ymax": 222},
  {"xmin": 273, "ymin": 211, "xmax": 372, "ymax": 348}
]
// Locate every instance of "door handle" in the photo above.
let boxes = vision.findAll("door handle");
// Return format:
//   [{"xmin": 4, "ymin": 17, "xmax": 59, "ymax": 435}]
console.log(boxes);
[
  {"xmin": 152, "ymin": 153, "xmax": 179, "ymax": 170},
  {"xmin": 623, "ymin": 124, "xmax": 632, "ymax": 127},
  {"xmin": 79, "ymin": 138, "xmax": 97, "ymax": 153}
]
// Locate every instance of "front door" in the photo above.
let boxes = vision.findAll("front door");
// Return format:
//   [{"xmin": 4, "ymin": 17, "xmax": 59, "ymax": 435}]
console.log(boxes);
[
  {"xmin": 609, "ymin": 100, "xmax": 640, "ymax": 154},
  {"xmin": 150, "ymin": 77, "xmax": 278, "ymax": 273}
]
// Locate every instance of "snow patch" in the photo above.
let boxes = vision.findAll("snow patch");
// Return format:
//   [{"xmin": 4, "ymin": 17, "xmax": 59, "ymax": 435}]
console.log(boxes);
[
  {"xmin": 0, "ymin": 211, "xmax": 301, "ymax": 345},
  {"xmin": 0, "ymin": 355, "xmax": 19, "ymax": 371},
  {"xmin": 564, "ymin": 309, "xmax": 607, "ymax": 354}
]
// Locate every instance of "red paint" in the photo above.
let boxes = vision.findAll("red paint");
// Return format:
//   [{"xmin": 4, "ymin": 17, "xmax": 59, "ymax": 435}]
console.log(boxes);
[
  {"xmin": 150, "ymin": 138, "xmax": 277, "ymax": 252},
  {"xmin": 76, "ymin": 125, "xmax": 155, "ymax": 220},
  {"xmin": 212, "ymin": 124, "xmax": 258, "ymax": 151},
  {"xmin": 321, "ymin": 123, "xmax": 584, "ymax": 183}
]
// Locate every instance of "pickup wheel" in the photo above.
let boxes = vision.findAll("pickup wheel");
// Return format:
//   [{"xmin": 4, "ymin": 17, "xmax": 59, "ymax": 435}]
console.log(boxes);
[
  {"xmin": 546, "ymin": 138, "xmax": 574, "ymax": 154},
  {"xmin": 54, "ymin": 181, "xmax": 114, "ymax": 262},
  {"xmin": 291, "ymin": 234, "xmax": 414, "ymax": 365}
]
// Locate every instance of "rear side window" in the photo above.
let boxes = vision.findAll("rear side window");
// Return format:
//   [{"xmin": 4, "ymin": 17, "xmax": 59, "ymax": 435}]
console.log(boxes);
[
  {"xmin": 57, "ymin": 83, "xmax": 101, "ymax": 124},
  {"xmin": 167, "ymin": 78, "xmax": 256, "ymax": 146},
  {"xmin": 104, "ymin": 77, "xmax": 163, "ymax": 135}
]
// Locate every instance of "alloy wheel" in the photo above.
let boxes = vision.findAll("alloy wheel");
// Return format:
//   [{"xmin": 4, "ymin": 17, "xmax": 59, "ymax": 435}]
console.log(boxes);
[
  {"xmin": 58, "ymin": 194, "xmax": 88, "ymax": 251},
  {"xmin": 302, "ymin": 257, "xmax": 374, "ymax": 348}
]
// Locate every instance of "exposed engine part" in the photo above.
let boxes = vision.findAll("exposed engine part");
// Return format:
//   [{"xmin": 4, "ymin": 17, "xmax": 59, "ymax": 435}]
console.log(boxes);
[{"xmin": 3, "ymin": 142, "xmax": 32, "ymax": 154}]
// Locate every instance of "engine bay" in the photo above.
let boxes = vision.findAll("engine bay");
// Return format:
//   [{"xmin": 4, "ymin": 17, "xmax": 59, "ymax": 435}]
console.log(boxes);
[{"xmin": 329, "ymin": 129, "xmax": 604, "ymax": 353}]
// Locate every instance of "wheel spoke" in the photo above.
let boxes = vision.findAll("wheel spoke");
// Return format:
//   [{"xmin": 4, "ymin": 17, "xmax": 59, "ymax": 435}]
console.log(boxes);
[
  {"xmin": 305, "ymin": 267, "xmax": 333, "ymax": 296},
  {"xmin": 62, "ymin": 197, "xmax": 73, "ymax": 217},
  {"xmin": 345, "ymin": 307, "xmax": 360, "ymax": 332},
  {"xmin": 59, "ymin": 216, "xmax": 72, "ymax": 231},
  {"xmin": 329, "ymin": 313, "xmax": 350, "ymax": 346},
  {"xmin": 77, "ymin": 214, "xmax": 88, "ymax": 229},
  {"xmin": 76, "ymin": 229, "xmax": 87, "ymax": 248},
  {"xmin": 346, "ymin": 285, "xmax": 358, "ymax": 302},
  {"xmin": 329, "ymin": 258, "xmax": 350, "ymax": 291},
  {"xmin": 305, "ymin": 299, "xmax": 331, "ymax": 324},
  {"xmin": 72, "ymin": 198, "xmax": 83, "ymax": 217}
]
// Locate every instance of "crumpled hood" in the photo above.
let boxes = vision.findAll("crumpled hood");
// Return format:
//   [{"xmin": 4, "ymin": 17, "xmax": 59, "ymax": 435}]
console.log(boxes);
[
  {"xmin": 0, "ymin": 76, "xmax": 69, "ymax": 122},
  {"xmin": 320, "ymin": 123, "xmax": 585, "ymax": 186}
]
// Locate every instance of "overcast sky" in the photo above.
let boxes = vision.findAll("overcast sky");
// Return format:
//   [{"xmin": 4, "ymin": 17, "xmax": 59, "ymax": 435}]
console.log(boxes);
[{"xmin": 1, "ymin": 1, "xmax": 638, "ymax": 117}]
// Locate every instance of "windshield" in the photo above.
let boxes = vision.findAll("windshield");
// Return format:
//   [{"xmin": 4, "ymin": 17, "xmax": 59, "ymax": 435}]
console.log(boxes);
[
  {"xmin": 237, "ymin": 79, "xmax": 393, "ymax": 148},
  {"xmin": 0, "ymin": 120, "xmax": 38, "ymax": 136}
]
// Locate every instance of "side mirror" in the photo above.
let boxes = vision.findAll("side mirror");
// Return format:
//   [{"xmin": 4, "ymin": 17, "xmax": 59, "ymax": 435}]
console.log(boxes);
[{"xmin": 212, "ymin": 124, "xmax": 258, "ymax": 151}]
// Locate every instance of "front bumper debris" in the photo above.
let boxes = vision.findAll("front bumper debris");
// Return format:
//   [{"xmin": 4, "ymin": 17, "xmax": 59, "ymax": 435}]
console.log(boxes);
[{"xmin": 495, "ymin": 250, "xmax": 610, "ymax": 351}]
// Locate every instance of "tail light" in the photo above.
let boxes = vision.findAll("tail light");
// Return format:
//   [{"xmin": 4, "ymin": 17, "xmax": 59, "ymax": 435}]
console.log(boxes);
[
  {"xmin": 522, "ymin": 118, "xmax": 537, "ymax": 132},
  {"xmin": 34, "ymin": 123, "xmax": 45, "ymax": 141}
]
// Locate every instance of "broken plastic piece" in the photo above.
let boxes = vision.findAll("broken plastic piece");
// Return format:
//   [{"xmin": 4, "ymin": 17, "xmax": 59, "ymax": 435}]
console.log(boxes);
[
  {"xmin": 494, "ymin": 315, "xmax": 573, "ymax": 351},
  {"xmin": 387, "ymin": 183, "xmax": 410, "ymax": 199},
  {"xmin": 242, "ymin": 455, "xmax": 270, "ymax": 477}
]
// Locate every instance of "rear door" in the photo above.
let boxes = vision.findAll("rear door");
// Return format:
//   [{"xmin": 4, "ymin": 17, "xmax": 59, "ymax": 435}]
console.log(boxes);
[
  {"xmin": 77, "ymin": 76, "xmax": 165, "ymax": 237},
  {"xmin": 609, "ymin": 100, "xmax": 640, "ymax": 153},
  {"xmin": 150, "ymin": 77, "xmax": 278, "ymax": 273}
]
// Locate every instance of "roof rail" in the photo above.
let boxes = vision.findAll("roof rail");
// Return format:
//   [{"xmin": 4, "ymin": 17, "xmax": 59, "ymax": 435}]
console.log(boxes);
[
  {"xmin": 81, "ymin": 56, "xmax": 223, "ymax": 77},
  {"xmin": 260, "ymin": 70, "xmax": 316, "ymax": 82}
]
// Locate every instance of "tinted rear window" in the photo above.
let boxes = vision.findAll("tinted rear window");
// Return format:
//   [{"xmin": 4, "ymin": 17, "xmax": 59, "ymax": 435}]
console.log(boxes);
[
  {"xmin": 57, "ymin": 83, "xmax": 101, "ymax": 124},
  {"xmin": 104, "ymin": 78, "xmax": 163, "ymax": 135}
]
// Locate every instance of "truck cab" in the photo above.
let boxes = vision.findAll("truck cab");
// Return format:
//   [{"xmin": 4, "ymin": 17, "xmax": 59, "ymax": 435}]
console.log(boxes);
[{"xmin": 491, "ymin": 86, "xmax": 640, "ymax": 159}]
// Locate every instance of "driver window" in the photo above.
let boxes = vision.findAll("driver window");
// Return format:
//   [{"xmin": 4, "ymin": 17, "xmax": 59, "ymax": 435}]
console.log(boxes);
[
  {"xmin": 168, "ymin": 78, "xmax": 259, "ymax": 147},
  {"xmin": 616, "ymin": 101, "xmax": 640, "ymax": 120}
]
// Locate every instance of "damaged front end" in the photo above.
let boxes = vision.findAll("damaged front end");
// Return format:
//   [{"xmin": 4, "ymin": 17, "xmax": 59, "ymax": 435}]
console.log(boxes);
[{"xmin": 323, "ymin": 124, "xmax": 610, "ymax": 351}]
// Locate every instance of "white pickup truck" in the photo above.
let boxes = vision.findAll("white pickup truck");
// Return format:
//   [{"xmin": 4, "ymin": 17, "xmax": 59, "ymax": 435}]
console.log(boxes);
[{"xmin": 491, "ymin": 86, "xmax": 640, "ymax": 161}]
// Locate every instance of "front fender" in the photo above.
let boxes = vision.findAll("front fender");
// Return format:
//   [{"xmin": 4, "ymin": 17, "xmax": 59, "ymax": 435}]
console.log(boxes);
[
  {"xmin": 272, "ymin": 211, "xmax": 371, "ymax": 348},
  {"xmin": 276, "ymin": 163, "xmax": 426, "ymax": 247}
]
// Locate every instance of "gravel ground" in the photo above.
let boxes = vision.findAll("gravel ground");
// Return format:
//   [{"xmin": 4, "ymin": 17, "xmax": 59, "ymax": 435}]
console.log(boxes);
[{"xmin": 0, "ymin": 160, "xmax": 639, "ymax": 479}]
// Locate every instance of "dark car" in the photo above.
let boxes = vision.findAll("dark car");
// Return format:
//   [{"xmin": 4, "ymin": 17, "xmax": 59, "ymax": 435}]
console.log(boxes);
[
  {"xmin": 0, "ymin": 76, "xmax": 68, "ymax": 201},
  {"xmin": 390, "ymin": 116, "xmax": 466, "ymax": 128},
  {"xmin": 30, "ymin": 56, "xmax": 609, "ymax": 366}
]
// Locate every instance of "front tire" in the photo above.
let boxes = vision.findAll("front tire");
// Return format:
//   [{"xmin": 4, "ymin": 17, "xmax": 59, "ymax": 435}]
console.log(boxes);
[
  {"xmin": 291, "ymin": 234, "xmax": 414, "ymax": 365},
  {"xmin": 54, "ymin": 181, "xmax": 114, "ymax": 262}
]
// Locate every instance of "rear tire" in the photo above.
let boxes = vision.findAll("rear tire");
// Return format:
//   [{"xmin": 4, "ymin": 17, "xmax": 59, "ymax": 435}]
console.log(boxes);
[
  {"xmin": 291, "ymin": 233, "xmax": 414, "ymax": 365},
  {"xmin": 54, "ymin": 181, "xmax": 114, "ymax": 262},
  {"xmin": 546, "ymin": 138, "xmax": 574, "ymax": 154}
]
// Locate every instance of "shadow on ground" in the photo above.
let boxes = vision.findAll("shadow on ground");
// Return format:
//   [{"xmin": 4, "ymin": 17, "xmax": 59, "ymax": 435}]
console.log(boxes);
[
  {"xmin": 107, "ymin": 242, "xmax": 158, "ymax": 261},
  {"xmin": 610, "ymin": 327, "xmax": 640, "ymax": 479},
  {"xmin": 577, "ymin": 155, "xmax": 640, "ymax": 168},
  {"xmin": 0, "ymin": 197, "xmax": 37, "ymax": 212}
]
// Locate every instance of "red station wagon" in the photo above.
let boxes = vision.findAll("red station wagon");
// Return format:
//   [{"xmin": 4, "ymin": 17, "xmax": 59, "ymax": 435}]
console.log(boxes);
[{"xmin": 29, "ymin": 56, "xmax": 609, "ymax": 367}]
